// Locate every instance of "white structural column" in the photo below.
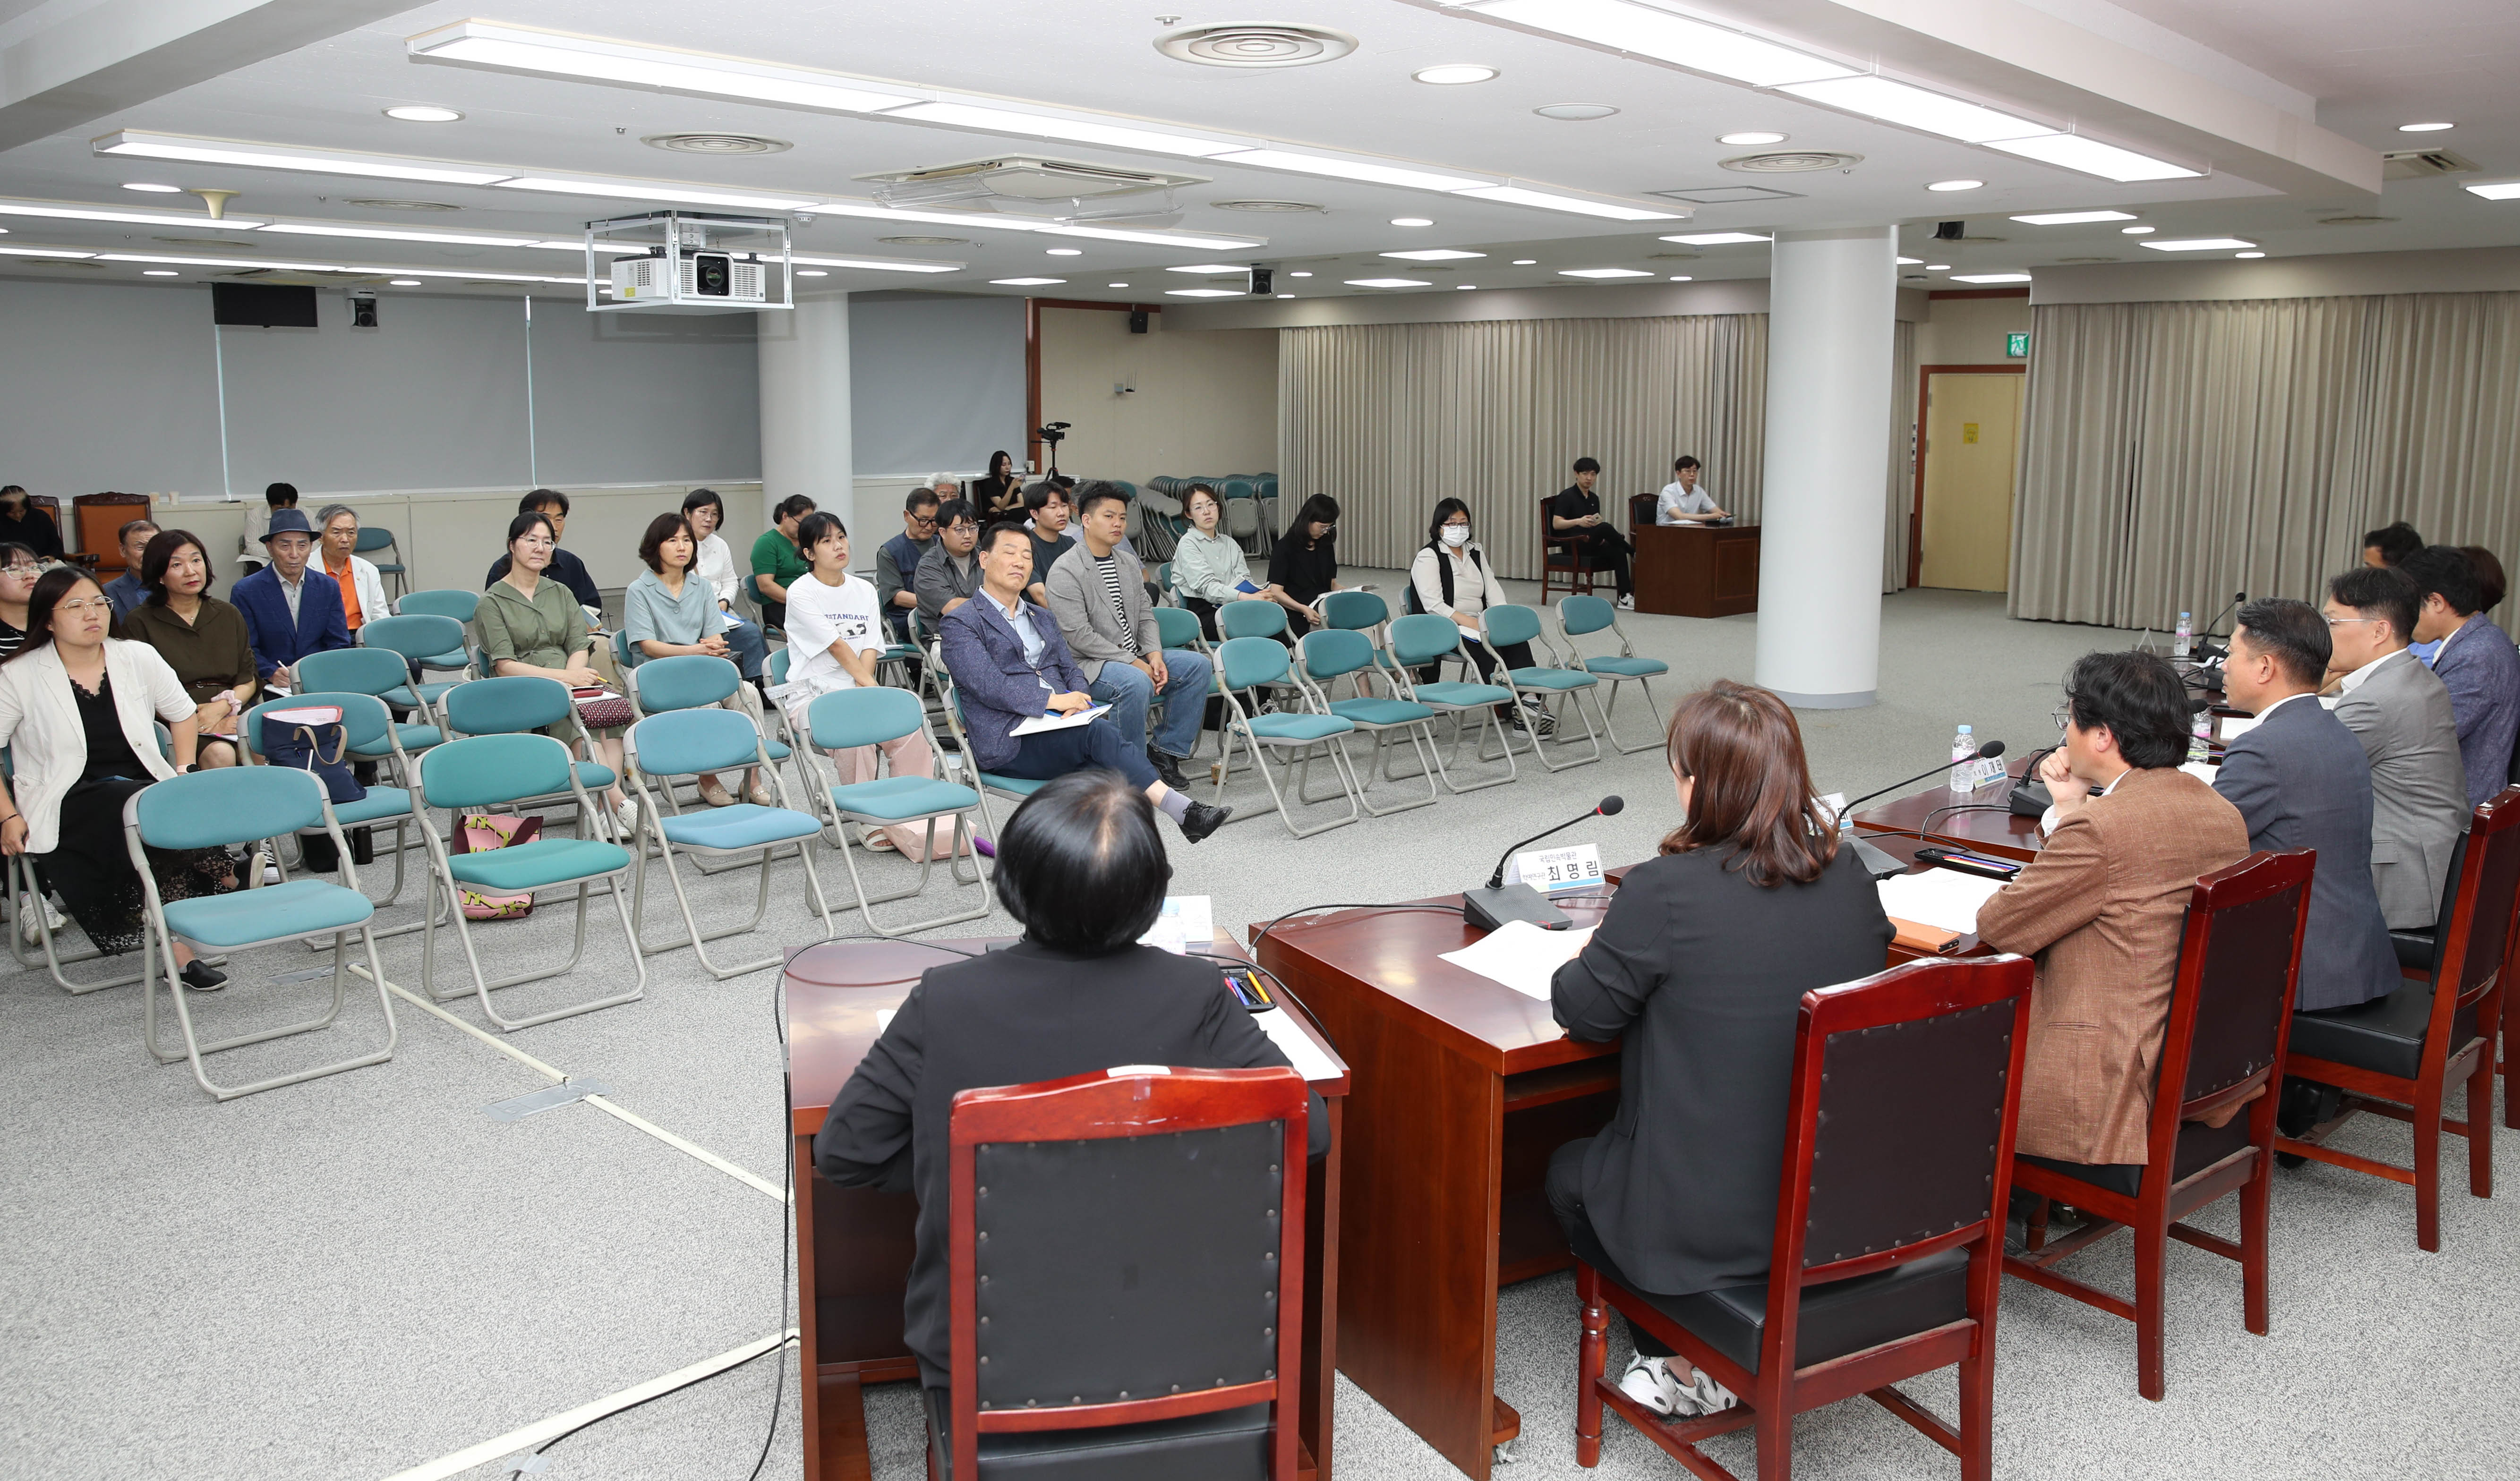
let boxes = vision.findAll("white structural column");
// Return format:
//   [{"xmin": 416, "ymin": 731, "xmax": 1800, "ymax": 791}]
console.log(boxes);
[
  {"xmin": 1752, "ymin": 227, "xmax": 1898, "ymax": 709},
  {"xmin": 757, "ymin": 293, "xmax": 854, "ymax": 538}
]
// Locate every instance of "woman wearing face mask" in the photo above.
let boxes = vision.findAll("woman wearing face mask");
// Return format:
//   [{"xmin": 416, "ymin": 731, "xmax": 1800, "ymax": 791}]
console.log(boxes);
[{"xmin": 1408, "ymin": 499, "xmax": 1555, "ymax": 737}]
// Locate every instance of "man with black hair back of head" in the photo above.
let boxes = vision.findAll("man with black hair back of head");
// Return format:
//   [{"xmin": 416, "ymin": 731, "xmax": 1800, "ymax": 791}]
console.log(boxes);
[
  {"xmin": 1974, "ymin": 650, "xmax": 2250, "ymax": 1175},
  {"xmin": 2401, "ymin": 544, "xmax": 2520, "ymax": 805},
  {"xmin": 2362, "ymin": 520, "xmax": 2424, "ymax": 569},
  {"xmin": 2324, "ymin": 564, "xmax": 2468, "ymax": 928}
]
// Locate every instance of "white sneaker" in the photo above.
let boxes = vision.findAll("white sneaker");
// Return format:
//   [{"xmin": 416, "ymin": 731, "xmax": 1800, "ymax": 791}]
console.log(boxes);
[
  {"xmin": 1617, "ymin": 1354, "xmax": 1687, "ymax": 1417},
  {"xmin": 614, "ymin": 799, "xmax": 641, "ymax": 837},
  {"xmin": 1677, "ymin": 1368, "xmax": 1738, "ymax": 1415},
  {"xmin": 18, "ymin": 892, "xmax": 63, "ymax": 945},
  {"xmin": 1617, "ymin": 594, "xmax": 1637, "ymax": 611}
]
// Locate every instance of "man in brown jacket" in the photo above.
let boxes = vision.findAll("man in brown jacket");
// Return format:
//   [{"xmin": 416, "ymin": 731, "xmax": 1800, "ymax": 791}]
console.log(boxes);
[{"xmin": 1976, "ymin": 651, "xmax": 2251, "ymax": 1169}]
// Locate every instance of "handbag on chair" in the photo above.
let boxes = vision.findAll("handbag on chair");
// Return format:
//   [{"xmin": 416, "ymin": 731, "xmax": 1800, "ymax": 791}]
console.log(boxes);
[{"xmin": 258, "ymin": 705, "xmax": 370, "ymax": 871}]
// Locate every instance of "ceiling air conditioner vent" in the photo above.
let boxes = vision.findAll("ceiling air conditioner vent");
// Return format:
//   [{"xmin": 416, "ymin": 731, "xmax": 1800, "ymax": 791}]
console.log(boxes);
[
  {"xmin": 2382, "ymin": 149, "xmax": 2479, "ymax": 179},
  {"xmin": 859, "ymin": 156, "xmax": 1204, "ymax": 225},
  {"xmin": 1721, "ymin": 151, "xmax": 1862, "ymax": 174}
]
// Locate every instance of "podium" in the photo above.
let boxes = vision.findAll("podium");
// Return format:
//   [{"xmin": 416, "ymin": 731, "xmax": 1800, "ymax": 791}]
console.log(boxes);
[{"xmin": 1632, "ymin": 521, "xmax": 1760, "ymax": 618}]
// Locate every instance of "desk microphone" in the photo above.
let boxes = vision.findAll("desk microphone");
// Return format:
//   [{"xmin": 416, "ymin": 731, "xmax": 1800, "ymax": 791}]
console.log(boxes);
[
  {"xmin": 2193, "ymin": 591, "xmax": 2247, "ymax": 662},
  {"xmin": 1835, "ymin": 742, "xmax": 2005, "ymax": 820},
  {"xmin": 1837, "ymin": 742, "xmax": 2005, "ymax": 882},
  {"xmin": 1463, "ymin": 795, "xmax": 1624, "ymax": 932}
]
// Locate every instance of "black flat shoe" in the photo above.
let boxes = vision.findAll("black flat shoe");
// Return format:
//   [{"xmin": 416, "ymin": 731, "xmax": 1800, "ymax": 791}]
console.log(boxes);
[
  {"xmin": 180, "ymin": 961, "xmax": 228, "ymax": 992},
  {"xmin": 1149, "ymin": 748, "xmax": 1190, "ymax": 792},
  {"xmin": 1179, "ymin": 800, "xmax": 1232, "ymax": 843}
]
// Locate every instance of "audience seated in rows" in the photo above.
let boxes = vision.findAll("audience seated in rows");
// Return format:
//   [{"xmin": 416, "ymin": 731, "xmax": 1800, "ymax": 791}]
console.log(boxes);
[
  {"xmin": 912, "ymin": 499, "xmax": 983, "ymax": 625},
  {"xmin": 0, "ymin": 569, "xmax": 231, "ymax": 987},
  {"xmin": 771, "ymin": 513, "xmax": 958, "ymax": 860},
  {"xmin": 1975, "ymin": 651, "xmax": 2251, "ymax": 1175},
  {"xmin": 103, "ymin": 518, "xmax": 159, "ymax": 618},
  {"xmin": 1173, "ymin": 482, "xmax": 1308, "ymax": 640},
  {"xmin": 313, "ymin": 504, "xmax": 390, "ymax": 635},
  {"xmin": 1268, "ymin": 494, "xmax": 1346, "ymax": 637},
  {"xmin": 2400, "ymin": 544, "xmax": 2520, "ymax": 803},
  {"xmin": 624, "ymin": 511, "xmax": 765, "ymax": 808},
  {"xmin": 1553, "ymin": 457, "xmax": 1635, "ymax": 609},
  {"xmin": 677, "ymin": 487, "xmax": 769, "ymax": 683},
  {"xmin": 484, "ymin": 489, "xmax": 601, "ymax": 613},
  {"xmin": 876, "ymin": 488, "xmax": 938, "ymax": 645},
  {"xmin": 939, "ymin": 524, "xmax": 1228, "ymax": 841},
  {"xmin": 0, "ymin": 485, "xmax": 64, "ymax": 560},
  {"xmin": 1409, "ymin": 498, "xmax": 1555, "ymax": 736},
  {"xmin": 812, "ymin": 768, "xmax": 1326, "ymax": 1389},
  {"xmin": 2212, "ymin": 599, "xmax": 2397, "ymax": 1013},
  {"xmin": 479, "ymin": 510, "xmax": 632, "ymax": 829},
  {"xmin": 1043, "ymin": 482, "xmax": 1212, "ymax": 792},
  {"xmin": 2322, "ymin": 566, "xmax": 2468, "ymax": 929},
  {"xmin": 751, "ymin": 494, "xmax": 816, "ymax": 630},
  {"xmin": 232, "ymin": 509, "xmax": 350, "ymax": 692},
  {"xmin": 1547, "ymin": 680, "xmax": 1894, "ymax": 1418},
  {"xmin": 116, "ymin": 531, "xmax": 256, "ymax": 771}
]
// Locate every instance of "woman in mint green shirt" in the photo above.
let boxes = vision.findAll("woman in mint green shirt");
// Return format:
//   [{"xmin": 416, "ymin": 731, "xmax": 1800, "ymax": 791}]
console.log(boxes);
[{"xmin": 478, "ymin": 511, "xmax": 633, "ymax": 830}]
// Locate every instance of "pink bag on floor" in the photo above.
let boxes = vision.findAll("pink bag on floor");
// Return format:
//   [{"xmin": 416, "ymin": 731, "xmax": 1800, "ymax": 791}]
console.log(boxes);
[{"xmin": 452, "ymin": 813, "xmax": 542, "ymax": 920}]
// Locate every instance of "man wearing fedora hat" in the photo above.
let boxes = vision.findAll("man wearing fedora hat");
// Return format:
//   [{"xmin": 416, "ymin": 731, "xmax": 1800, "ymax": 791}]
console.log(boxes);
[{"xmin": 232, "ymin": 506, "xmax": 351, "ymax": 693}]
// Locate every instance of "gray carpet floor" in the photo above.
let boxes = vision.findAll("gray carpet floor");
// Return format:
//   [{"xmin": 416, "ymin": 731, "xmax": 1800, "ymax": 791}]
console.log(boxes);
[{"xmin": 4, "ymin": 579, "xmax": 2513, "ymax": 1480}]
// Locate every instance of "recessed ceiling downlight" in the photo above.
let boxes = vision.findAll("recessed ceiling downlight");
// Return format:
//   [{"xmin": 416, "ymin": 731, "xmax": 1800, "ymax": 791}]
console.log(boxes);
[
  {"xmin": 1534, "ymin": 103, "xmax": 1619, "ymax": 121},
  {"xmin": 1346, "ymin": 277, "xmax": 1429, "ymax": 289},
  {"xmin": 1415, "ymin": 64, "xmax": 1498, "ymax": 85},
  {"xmin": 1721, "ymin": 151, "xmax": 1861, "ymax": 173},
  {"xmin": 644, "ymin": 133, "xmax": 791, "ymax": 155},
  {"xmin": 384, "ymin": 106, "xmax": 463, "ymax": 123},
  {"xmin": 1718, "ymin": 131, "xmax": 1788, "ymax": 146},
  {"xmin": 1157, "ymin": 23, "xmax": 1357, "ymax": 68},
  {"xmin": 122, "ymin": 183, "xmax": 182, "ymax": 193}
]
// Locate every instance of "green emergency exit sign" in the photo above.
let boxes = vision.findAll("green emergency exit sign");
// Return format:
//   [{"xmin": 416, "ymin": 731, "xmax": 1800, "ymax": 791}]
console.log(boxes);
[{"xmin": 2006, "ymin": 332, "xmax": 2030, "ymax": 358}]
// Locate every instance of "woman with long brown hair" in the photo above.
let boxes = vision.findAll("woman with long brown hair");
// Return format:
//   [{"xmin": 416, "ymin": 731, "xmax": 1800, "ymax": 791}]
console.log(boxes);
[{"xmin": 1546, "ymin": 680, "xmax": 1894, "ymax": 1418}]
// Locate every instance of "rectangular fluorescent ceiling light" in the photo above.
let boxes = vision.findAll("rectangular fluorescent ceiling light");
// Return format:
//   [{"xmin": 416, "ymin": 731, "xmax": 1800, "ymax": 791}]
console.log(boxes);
[
  {"xmin": 1777, "ymin": 76, "xmax": 2050, "ymax": 143},
  {"xmin": 93, "ymin": 130, "xmax": 513, "ymax": 186},
  {"xmin": 1346, "ymin": 278, "xmax": 1429, "ymax": 288},
  {"xmin": 1382, "ymin": 249, "xmax": 1486, "ymax": 261},
  {"xmin": 883, "ymin": 101, "xmax": 1241, "ymax": 158},
  {"xmin": 1039, "ymin": 223, "xmax": 1266, "ymax": 249},
  {"xmin": 1896, "ymin": 256, "xmax": 1922, "ymax": 264},
  {"xmin": 991, "ymin": 277, "xmax": 1067, "ymax": 285},
  {"xmin": 406, "ymin": 21, "xmax": 919, "ymax": 113},
  {"xmin": 93, "ymin": 251, "xmax": 584, "ymax": 283},
  {"xmin": 1949, "ymin": 272, "xmax": 2033, "ymax": 283},
  {"xmin": 1209, "ymin": 149, "xmax": 1487, "ymax": 193},
  {"xmin": 1661, "ymin": 232, "xmax": 1768, "ymax": 246},
  {"xmin": 790, "ymin": 255, "xmax": 961, "ymax": 274},
  {"xmin": 0, "ymin": 246, "xmax": 97, "ymax": 258},
  {"xmin": 2138, "ymin": 237, "xmax": 2255, "ymax": 251},
  {"xmin": 497, "ymin": 176, "xmax": 821, "ymax": 211},
  {"xmin": 1474, "ymin": 0, "xmax": 1856, "ymax": 87},
  {"xmin": 0, "ymin": 199, "xmax": 268, "ymax": 230},
  {"xmin": 1165, "ymin": 288, "xmax": 1243, "ymax": 297},
  {"xmin": 2464, "ymin": 182, "xmax": 2520, "ymax": 201},
  {"xmin": 1449, "ymin": 184, "xmax": 1675, "ymax": 220},
  {"xmin": 1559, "ymin": 267, "xmax": 1654, "ymax": 278},
  {"xmin": 1984, "ymin": 133, "xmax": 2202, "ymax": 182},
  {"xmin": 1167, "ymin": 264, "xmax": 1251, "ymax": 275},
  {"xmin": 260, "ymin": 222, "xmax": 542, "ymax": 247},
  {"xmin": 2011, "ymin": 210, "xmax": 2138, "ymax": 225}
]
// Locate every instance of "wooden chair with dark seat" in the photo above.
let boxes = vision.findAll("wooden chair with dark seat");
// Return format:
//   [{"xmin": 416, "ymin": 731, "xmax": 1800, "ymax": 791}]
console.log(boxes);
[
  {"xmin": 1574, "ymin": 953, "xmax": 2034, "ymax": 1481},
  {"xmin": 931, "ymin": 1064, "xmax": 1310, "ymax": 1481},
  {"xmin": 2004, "ymin": 849, "xmax": 2313, "ymax": 1401},
  {"xmin": 1539, "ymin": 494, "xmax": 1605, "ymax": 601},
  {"xmin": 2278, "ymin": 786, "xmax": 2520, "ymax": 1251}
]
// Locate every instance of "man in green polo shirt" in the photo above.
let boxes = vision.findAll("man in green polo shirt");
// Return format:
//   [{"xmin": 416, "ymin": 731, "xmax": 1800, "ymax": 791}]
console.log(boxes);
[{"xmin": 751, "ymin": 494, "xmax": 815, "ymax": 628}]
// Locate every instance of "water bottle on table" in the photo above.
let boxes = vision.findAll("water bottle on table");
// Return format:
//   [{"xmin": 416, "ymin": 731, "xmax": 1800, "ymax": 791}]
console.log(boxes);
[
  {"xmin": 1950, "ymin": 724, "xmax": 1980, "ymax": 792},
  {"xmin": 2173, "ymin": 611, "xmax": 2193, "ymax": 661}
]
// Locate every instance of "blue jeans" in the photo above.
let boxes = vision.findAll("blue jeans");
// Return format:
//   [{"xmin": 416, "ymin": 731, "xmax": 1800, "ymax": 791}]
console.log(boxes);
[
  {"xmin": 994, "ymin": 715, "xmax": 1156, "ymax": 789},
  {"xmin": 720, "ymin": 615, "xmax": 769, "ymax": 681},
  {"xmin": 1089, "ymin": 649, "xmax": 1212, "ymax": 759}
]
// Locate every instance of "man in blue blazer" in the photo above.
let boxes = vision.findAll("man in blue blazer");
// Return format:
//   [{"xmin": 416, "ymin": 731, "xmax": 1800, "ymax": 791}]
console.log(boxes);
[
  {"xmin": 939, "ymin": 524, "xmax": 1230, "ymax": 842},
  {"xmin": 232, "ymin": 507, "xmax": 350, "ymax": 690},
  {"xmin": 2404, "ymin": 545, "xmax": 2520, "ymax": 804}
]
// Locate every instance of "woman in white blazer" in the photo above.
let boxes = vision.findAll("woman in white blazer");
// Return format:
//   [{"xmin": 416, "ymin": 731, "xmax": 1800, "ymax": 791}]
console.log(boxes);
[{"xmin": 0, "ymin": 569, "xmax": 231, "ymax": 988}]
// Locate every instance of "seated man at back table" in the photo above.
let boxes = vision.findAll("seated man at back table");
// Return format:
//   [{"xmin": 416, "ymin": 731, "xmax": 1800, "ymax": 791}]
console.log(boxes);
[
  {"xmin": 939, "ymin": 523, "xmax": 1230, "ymax": 843},
  {"xmin": 1654, "ymin": 455, "xmax": 1730, "ymax": 525},
  {"xmin": 1974, "ymin": 651, "xmax": 2250, "ymax": 1180},
  {"xmin": 2400, "ymin": 544, "xmax": 2520, "ymax": 805},
  {"xmin": 2322, "ymin": 565, "xmax": 2468, "ymax": 929}
]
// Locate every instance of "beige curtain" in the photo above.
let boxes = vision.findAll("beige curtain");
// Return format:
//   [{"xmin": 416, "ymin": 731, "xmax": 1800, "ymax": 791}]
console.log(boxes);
[
  {"xmin": 1883, "ymin": 317, "xmax": 1918, "ymax": 593},
  {"xmin": 2013, "ymin": 291, "xmax": 2520, "ymax": 629},
  {"xmin": 1276, "ymin": 315, "xmax": 1767, "ymax": 578}
]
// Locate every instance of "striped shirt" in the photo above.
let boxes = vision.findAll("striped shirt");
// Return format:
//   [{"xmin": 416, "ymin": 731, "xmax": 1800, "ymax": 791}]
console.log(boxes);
[{"xmin": 1093, "ymin": 553, "xmax": 1140, "ymax": 657}]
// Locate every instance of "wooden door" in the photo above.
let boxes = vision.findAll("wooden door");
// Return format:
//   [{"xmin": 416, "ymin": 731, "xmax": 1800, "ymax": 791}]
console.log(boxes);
[{"xmin": 1918, "ymin": 373, "xmax": 2020, "ymax": 591}]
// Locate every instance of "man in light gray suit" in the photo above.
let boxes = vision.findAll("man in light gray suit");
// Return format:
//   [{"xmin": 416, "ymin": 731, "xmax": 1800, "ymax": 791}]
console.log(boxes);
[
  {"xmin": 1044, "ymin": 481, "xmax": 1211, "ymax": 792},
  {"xmin": 2323, "ymin": 566, "xmax": 2469, "ymax": 930},
  {"xmin": 2215, "ymin": 599, "xmax": 2399, "ymax": 1012}
]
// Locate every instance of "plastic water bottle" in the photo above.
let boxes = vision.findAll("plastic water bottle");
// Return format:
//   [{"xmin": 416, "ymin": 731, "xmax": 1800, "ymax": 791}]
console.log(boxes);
[
  {"xmin": 2173, "ymin": 611, "xmax": 2193, "ymax": 661},
  {"xmin": 2188, "ymin": 711, "xmax": 2213, "ymax": 765},
  {"xmin": 1950, "ymin": 724, "xmax": 1979, "ymax": 792}
]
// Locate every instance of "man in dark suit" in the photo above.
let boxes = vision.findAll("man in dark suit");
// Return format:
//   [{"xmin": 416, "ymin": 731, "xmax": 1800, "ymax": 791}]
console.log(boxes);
[
  {"xmin": 938, "ymin": 523, "xmax": 1230, "ymax": 842},
  {"xmin": 2402, "ymin": 544, "xmax": 2520, "ymax": 805},
  {"xmin": 814, "ymin": 771, "xmax": 1326, "ymax": 1390},
  {"xmin": 2213, "ymin": 599, "xmax": 2398, "ymax": 1013},
  {"xmin": 231, "ymin": 508, "xmax": 350, "ymax": 690}
]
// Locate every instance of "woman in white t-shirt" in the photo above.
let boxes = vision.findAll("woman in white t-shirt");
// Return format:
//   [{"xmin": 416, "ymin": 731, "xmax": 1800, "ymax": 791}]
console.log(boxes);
[{"xmin": 769, "ymin": 513, "xmax": 955, "ymax": 859}]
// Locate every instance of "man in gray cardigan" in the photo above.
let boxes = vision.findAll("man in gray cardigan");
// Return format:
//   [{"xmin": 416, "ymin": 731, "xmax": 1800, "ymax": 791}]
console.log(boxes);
[
  {"xmin": 2324, "ymin": 566, "xmax": 2469, "ymax": 929},
  {"xmin": 1044, "ymin": 482, "xmax": 1212, "ymax": 791}
]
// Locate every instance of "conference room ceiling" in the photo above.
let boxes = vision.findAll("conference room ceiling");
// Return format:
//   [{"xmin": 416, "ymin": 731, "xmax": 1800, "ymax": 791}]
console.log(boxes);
[{"xmin": 0, "ymin": 0, "xmax": 2510, "ymax": 302}]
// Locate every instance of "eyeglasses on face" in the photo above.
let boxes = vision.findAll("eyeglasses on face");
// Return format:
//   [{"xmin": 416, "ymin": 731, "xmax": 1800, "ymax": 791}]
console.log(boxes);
[{"xmin": 54, "ymin": 597, "xmax": 111, "ymax": 613}]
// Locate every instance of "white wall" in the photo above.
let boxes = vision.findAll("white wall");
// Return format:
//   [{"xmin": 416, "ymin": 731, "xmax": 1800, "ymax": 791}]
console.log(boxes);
[
  {"xmin": 846, "ymin": 291, "xmax": 1026, "ymax": 477},
  {"xmin": 1036, "ymin": 306, "xmax": 1276, "ymax": 483}
]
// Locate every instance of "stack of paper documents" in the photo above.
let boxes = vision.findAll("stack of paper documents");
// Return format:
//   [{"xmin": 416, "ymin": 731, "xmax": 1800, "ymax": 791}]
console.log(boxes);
[
  {"xmin": 1138, "ymin": 896, "xmax": 1215, "ymax": 954},
  {"xmin": 1439, "ymin": 920, "xmax": 1596, "ymax": 1001},
  {"xmin": 1256, "ymin": 1009, "xmax": 1342, "ymax": 1083},
  {"xmin": 1875, "ymin": 870, "xmax": 2007, "ymax": 936}
]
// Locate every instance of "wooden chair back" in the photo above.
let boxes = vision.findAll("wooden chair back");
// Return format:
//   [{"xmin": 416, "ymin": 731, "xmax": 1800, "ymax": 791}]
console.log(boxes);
[
  {"xmin": 2431, "ymin": 788, "xmax": 2520, "ymax": 1021},
  {"xmin": 946, "ymin": 1065, "xmax": 1308, "ymax": 1481},
  {"xmin": 71, "ymin": 492, "xmax": 151, "ymax": 569},
  {"xmin": 2166, "ymin": 850, "xmax": 2315, "ymax": 1127}
]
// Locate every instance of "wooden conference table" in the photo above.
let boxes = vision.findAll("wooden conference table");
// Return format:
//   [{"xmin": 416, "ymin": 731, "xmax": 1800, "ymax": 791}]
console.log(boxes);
[
  {"xmin": 784, "ymin": 933, "xmax": 1353, "ymax": 1481},
  {"xmin": 1631, "ymin": 521, "xmax": 1760, "ymax": 618}
]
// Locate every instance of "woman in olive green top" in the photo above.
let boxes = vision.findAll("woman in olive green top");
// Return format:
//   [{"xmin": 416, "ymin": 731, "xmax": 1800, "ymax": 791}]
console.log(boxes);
[
  {"xmin": 116, "ymin": 529, "xmax": 257, "ymax": 768},
  {"xmin": 478, "ymin": 511, "xmax": 633, "ymax": 829}
]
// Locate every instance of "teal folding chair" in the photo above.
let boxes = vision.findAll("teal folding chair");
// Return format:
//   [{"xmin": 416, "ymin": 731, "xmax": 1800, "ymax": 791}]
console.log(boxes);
[
  {"xmin": 621, "ymin": 653, "xmax": 789, "ymax": 866},
  {"xmin": 1292, "ymin": 628, "xmax": 1442, "ymax": 816},
  {"xmin": 2, "ymin": 744, "xmax": 222, "ymax": 994},
  {"xmin": 240, "ymin": 692, "xmax": 423, "ymax": 917},
  {"xmin": 1211, "ymin": 636, "xmax": 1362, "ymax": 838},
  {"xmin": 358, "ymin": 613, "xmax": 470, "ymax": 712},
  {"xmin": 354, "ymin": 525, "xmax": 407, "ymax": 599},
  {"xmin": 624, "ymin": 707, "xmax": 834, "ymax": 977},
  {"xmin": 1553, "ymin": 595, "xmax": 1670, "ymax": 753},
  {"xmin": 437, "ymin": 676, "xmax": 618, "ymax": 837},
  {"xmin": 128, "ymin": 766, "xmax": 397, "ymax": 1100},
  {"xmin": 415, "ymin": 732, "xmax": 643, "ymax": 1030},
  {"xmin": 1479, "ymin": 603, "xmax": 1606, "ymax": 772},
  {"xmin": 394, "ymin": 588, "xmax": 478, "ymax": 676},
  {"xmin": 294, "ymin": 646, "xmax": 445, "ymax": 762},
  {"xmin": 804, "ymin": 687, "xmax": 993, "ymax": 936},
  {"xmin": 1218, "ymin": 599, "xmax": 1288, "ymax": 641},
  {"xmin": 1384, "ymin": 613, "xmax": 1521, "ymax": 793},
  {"xmin": 1315, "ymin": 590, "xmax": 1411, "ymax": 691}
]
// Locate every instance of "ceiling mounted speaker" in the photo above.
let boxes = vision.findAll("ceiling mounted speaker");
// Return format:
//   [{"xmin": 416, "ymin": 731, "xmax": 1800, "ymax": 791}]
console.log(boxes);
[
  {"xmin": 644, "ymin": 133, "xmax": 791, "ymax": 155},
  {"xmin": 1719, "ymin": 151, "xmax": 1862, "ymax": 173},
  {"xmin": 1156, "ymin": 23, "xmax": 1358, "ymax": 68}
]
